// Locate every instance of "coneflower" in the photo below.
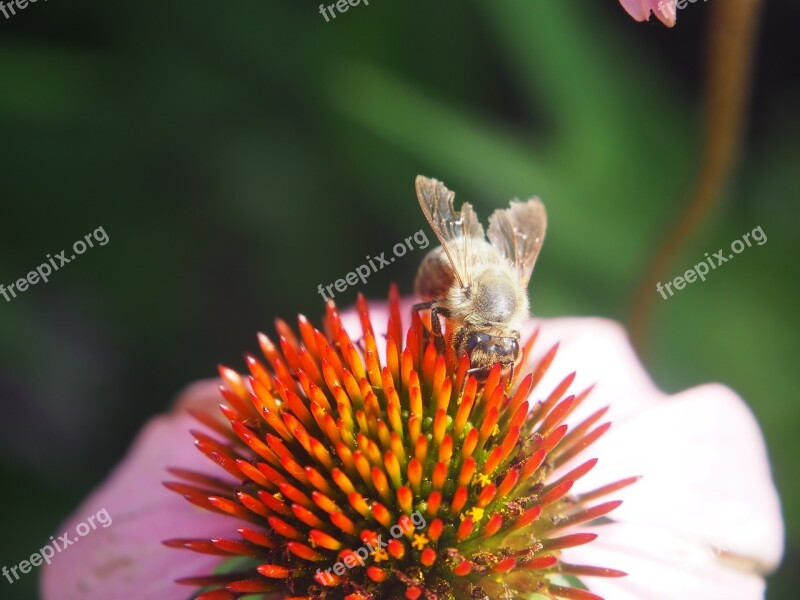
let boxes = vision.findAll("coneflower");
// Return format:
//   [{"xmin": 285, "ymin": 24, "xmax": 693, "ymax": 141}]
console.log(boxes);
[
  {"xmin": 41, "ymin": 291, "xmax": 783, "ymax": 600},
  {"xmin": 164, "ymin": 286, "xmax": 634, "ymax": 600}
]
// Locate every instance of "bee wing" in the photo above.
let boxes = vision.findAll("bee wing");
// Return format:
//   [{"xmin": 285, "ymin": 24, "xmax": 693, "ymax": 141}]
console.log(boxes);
[
  {"xmin": 415, "ymin": 175, "xmax": 485, "ymax": 288},
  {"xmin": 487, "ymin": 198, "xmax": 547, "ymax": 288}
]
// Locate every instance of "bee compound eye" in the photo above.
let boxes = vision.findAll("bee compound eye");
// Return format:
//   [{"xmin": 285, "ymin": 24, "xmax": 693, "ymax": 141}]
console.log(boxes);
[
  {"xmin": 465, "ymin": 332, "xmax": 490, "ymax": 354},
  {"xmin": 491, "ymin": 337, "xmax": 518, "ymax": 359}
]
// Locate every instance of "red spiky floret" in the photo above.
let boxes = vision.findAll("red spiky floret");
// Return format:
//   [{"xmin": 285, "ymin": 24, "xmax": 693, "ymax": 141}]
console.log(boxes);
[{"xmin": 164, "ymin": 285, "xmax": 634, "ymax": 600}]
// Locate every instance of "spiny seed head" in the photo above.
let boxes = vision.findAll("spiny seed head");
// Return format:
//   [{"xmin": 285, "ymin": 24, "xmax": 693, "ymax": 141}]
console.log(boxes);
[{"xmin": 164, "ymin": 286, "xmax": 633, "ymax": 600}]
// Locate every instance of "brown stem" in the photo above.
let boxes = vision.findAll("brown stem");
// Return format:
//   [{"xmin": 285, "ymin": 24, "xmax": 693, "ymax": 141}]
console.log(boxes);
[{"xmin": 628, "ymin": 0, "xmax": 765, "ymax": 352}]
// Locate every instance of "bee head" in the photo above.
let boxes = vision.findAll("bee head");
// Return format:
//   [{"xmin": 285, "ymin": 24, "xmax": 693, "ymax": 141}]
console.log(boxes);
[
  {"xmin": 464, "ymin": 332, "xmax": 519, "ymax": 362},
  {"xmin": 461, "ymin": 331, "xmax": 520, "ymax": 381}
]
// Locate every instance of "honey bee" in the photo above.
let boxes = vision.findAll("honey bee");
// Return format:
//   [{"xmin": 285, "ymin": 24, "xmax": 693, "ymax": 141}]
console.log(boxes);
[{"xmin": 413, "ymin": 175, "xmax": 547, "ymax": 381}]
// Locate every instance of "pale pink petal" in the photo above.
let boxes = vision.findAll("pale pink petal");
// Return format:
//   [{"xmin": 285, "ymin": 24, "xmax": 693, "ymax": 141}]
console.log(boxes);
[
  {"xmin": 567, "ymin": 383, "xmax": 784, "ymax": 574},
  {"xmin": 619, "ymin": 0, "xmax": 677, "ymax": 27},
  {"xmin": 563, "ymin": 522, "xmax": 767, "ymax": 600},
  {"xmin": 619, "ymin": 0, "xmax": 649, "ymax": 21},
  {"xmin": 41, "ymin": 380, "xmax": 236, "ymax": 600},
  {"xmin": 526, "ymin": 316, "xmax": 783, "ymax": 592}
]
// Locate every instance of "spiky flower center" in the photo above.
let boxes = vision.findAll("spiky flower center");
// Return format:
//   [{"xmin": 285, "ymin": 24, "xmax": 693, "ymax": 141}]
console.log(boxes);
[{"xmin": 165, "ymin": 288, "xmax": 634, "ymax": 600}]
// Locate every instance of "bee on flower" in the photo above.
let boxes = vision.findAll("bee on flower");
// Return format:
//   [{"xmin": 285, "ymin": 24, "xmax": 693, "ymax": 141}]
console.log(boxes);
[
  {"xmin": 41, "ymin": 286, "xmax": 783, "ymax": 599},
  {"xmin": 41, "ymin": 178, "xmax": 782, "ymax": 600}
]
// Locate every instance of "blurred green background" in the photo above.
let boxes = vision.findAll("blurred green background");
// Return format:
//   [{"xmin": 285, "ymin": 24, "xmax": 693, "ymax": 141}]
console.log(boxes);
[{"xmin": 0, "ymin": 0, "xmax": 798, "ymax": 598}]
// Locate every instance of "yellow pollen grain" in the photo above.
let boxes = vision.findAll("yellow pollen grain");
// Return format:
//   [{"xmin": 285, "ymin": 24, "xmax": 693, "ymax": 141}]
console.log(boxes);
[
  {"xmin": 373, "ymin": 548, "xmax": 389, "ymax": 563},
  {"xmin": 467, "ymin": 507, "xmax": 485, "ymax": 522},
  {"xmin": 473, "ymin": 473, "xmax": 492, "ymax": 487},
  {"xmin": 412, "ymin": 534, "xmax": 429, "ymax": 550}
]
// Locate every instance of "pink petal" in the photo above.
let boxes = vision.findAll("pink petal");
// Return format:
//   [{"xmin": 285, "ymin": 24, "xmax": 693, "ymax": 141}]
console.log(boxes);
[
  {"xmin": 41, "ymin": 380, "xmax": 236, "ymax": 600},
  {"xmin": 563, "ymin": 522, "xmax": 768, "ymax": 600},
  {"xmin": 525, "ymin": 315, "xmax": 782, "ymax": 591},
  {"xmin": 619, "ymin": 0, "xmax": 677, "ymax": 27},
  {"xmin": 619, "ymin": 0, "xmax": 649, "ymax": 21},
  {"xmin": 566, "ymin": 383, "xmax": 784, "ymax": 574}
]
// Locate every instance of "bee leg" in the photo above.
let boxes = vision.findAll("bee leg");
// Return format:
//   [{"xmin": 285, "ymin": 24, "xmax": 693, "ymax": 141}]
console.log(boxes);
[
  {"xmin": 412, "ymin": 301, "xmax": 435, "ymax": 343},
  {"xmin": 412, "ymin": 301, "xmax": 449, "ymax": 355},
  {"xmin": 460, "ymin": 366, "xmax": 485, "ymax": 398},
  {"xmin": 505, "ymin": 362, "xmax": 515, "ymax": 393},
  {"xmin": 429, "ymin": 306, "xmax": 451, "ymax": 355},
  {"xmin": 458, "ymin": 371, "xmax": 470, "ymax": 399},
  {"xmin": 506, "ymin": 348, "xmax": 525, "ymax": 392}
]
